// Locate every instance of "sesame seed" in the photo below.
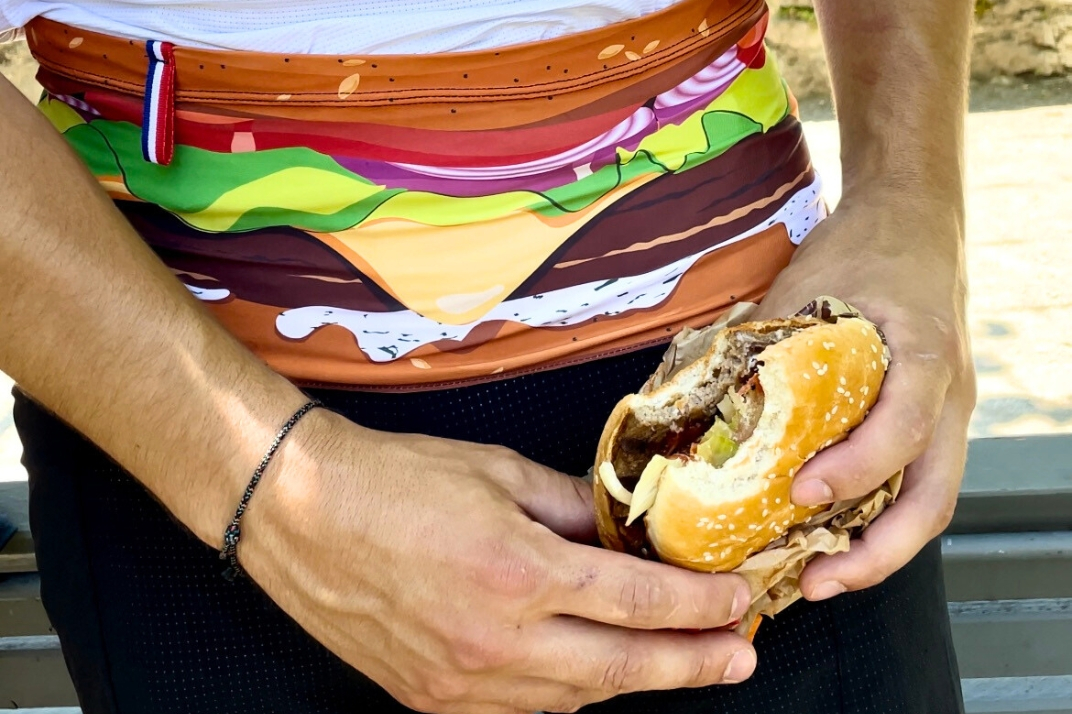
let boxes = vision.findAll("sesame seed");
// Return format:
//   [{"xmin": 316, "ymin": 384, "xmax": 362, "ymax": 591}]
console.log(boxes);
[
  {"xmin": 806, "ymin": 451, "xmax": 816, "ymax": 459},
  {"xmin": 722, "ymin": 549, "xmax": 731, "ymax": 558},
  {"xmin": 849, "ymin": 397, "xmax": 855, "ymax": 404},
  {"xmin": 714, "ymin": 524, "xmax": 723, "ymax": 530},
  {"xmin": 871, "ymin": 361, "xmax": 878, "ymax": 369},
  {"xmin": 823, "ymin": 341, "xmax": 835, "ymax": 350},
  {"xmin": 839, "ymin": 377, "xmax": 847, "ymax": 385},
  {"xmin": 812, "ymin": 361, "xmax": 821, "ymax": 370},
  {"xmin": 841, "ymin": 417, "xmax": 849, "ymax": 424},
  {"xmin": 836, "ymin": 387, "xmax": 845, "ymax": 395},
  {"xmin": 704, "ymin": 552, "xmax": 714, "ymax": 561},
  {"xmin": 749, "ymin": 524, "xmax": 759, "ymax": 530},
  {"xmin": 807, "ymin": 340, "xmax": 814, "ymax": 346},
  {"xmin": 831, "ymin": 405, "xmax": 838, "ymax": 414},
  {"xmin": 803, "ymin": 373, "xmax": 811, "ymax": 380},
  {"xmin": 735, "ymin": 507, "xmax": 745, "ymax": 515},
  {"xmin": 728, "ymin": 524, "xmax": 736, "ymax": 531},
  {"xmin": 871, "ymin": 344, "xmax": 878, "ymax": 353},
  {"xmin": 851, "ymin": 348, "xmax": 858, "ymax": 354},
  {"xmin": 762, "ymin": 509, "xmax": 770, "ymax": 517},
  {"xmin": 718, "ymin": 514, "xmax": 727, "ymax": 520},
  {"xmin": 775, "ymin": 498, "xmax": 782, "ymax": 504},
  {"xmin": 861, "ymin": 327, "xmax": 869, "ymax": 335},
  {"xmin": 782, "ymin": 519, "xmax": 790, "ymax": 526},
  {"xmin": 761, "ymin": 498, "xmax": 768, "ymax": 505}
]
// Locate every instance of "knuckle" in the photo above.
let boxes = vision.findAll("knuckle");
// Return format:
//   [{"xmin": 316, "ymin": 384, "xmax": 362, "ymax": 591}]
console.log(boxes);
[
  {"xmin": 470, "ymin": 542, "xmax": 546, "ymax": 601},
  {"xmin": 551, "ymin": 697, "xmax": 588, "ymax": 713},
  {"xmin": 854, "ymin": 550, "xmax": 899, "ymax": 589},
  {"xmin": 545, "ymin": 688, "xmax": 590, "ymax": 714},
  {"xmin": 932, "ymin": 497, "xmax": 957, "ymax": 534},
  {"xmin": 618, "ymin": 571, "xmax": 674, "ymax": 623},
  {"xmin": 958, "ymin": 369, "xmax": 979, "ymax": 413},
  {"xmin": 449, "ymin": 632, "xmax": 514, "ymax": 673},
  {"xmin": 599, "ymin": 647, "xmax": 645, "ymax": 692},
  {"xmin": 399, "ymin": 692, "xmax": 440, "ymax": 714},
  {"xmin": 421, "ymin": 670, "xmax": 470, "ymax": 703},
  {"xmin": 899, "ymin": 403, "xmax": 937, "ymax": 454},
  {"xmin": 689, "ymin": 652, "xmax": 722, "ymax": 686}
]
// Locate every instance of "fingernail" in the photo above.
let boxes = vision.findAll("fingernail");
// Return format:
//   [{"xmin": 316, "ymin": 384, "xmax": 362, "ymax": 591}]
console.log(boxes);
[
  {"xmin": 810, "ymin": 581, "xmax": 846, "ymax": 601},
  {"xmin": 794, "ymin": 480, "xmax": 834, "ymax": 506},
  {"xmin": 731, "ymin": 584, "xmax": 751, "ymax": 621},
  {"xmin": 722, "ymin": 649, "xmax": 757, "ymax": 684}
]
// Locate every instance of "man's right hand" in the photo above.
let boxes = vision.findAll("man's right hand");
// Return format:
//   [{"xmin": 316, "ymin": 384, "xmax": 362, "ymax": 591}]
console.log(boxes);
[{"xmin": 241, "ymin": 409, "xmax": 757, "ymax": 714}]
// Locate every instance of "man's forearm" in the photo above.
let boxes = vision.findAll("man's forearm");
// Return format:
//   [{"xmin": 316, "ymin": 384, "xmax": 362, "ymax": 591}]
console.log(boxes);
[
  {"xmin": 814, "ymin": 0, "xmax": 974, "ymax": 209},
  {"xmin": 0, "ymin": 75, "xmax": 309, "ymax": 545}
]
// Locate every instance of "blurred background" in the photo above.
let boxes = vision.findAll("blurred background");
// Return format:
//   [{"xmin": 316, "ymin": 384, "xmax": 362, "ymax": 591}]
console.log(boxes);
[{"xmin": 1, "ymin": 2, "xmax": 1071, "ymax": 711}]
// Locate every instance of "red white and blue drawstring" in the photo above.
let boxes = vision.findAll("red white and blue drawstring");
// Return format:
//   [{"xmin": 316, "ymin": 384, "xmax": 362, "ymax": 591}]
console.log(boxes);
[{"xmin": 141, "ymin": 39, "xmax": 176, "ymax": 165}]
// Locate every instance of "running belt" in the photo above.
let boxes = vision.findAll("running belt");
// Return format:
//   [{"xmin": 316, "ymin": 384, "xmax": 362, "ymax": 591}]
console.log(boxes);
[{"xmin": 23, "ymin": 0, "xmax": 825, "ymax": 391}]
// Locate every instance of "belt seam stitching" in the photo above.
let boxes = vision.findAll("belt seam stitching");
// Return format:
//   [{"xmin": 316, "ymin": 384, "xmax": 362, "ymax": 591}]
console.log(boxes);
[{"xmin": 30, "ymin": 2, "xmax": 760, "ymax": 104}]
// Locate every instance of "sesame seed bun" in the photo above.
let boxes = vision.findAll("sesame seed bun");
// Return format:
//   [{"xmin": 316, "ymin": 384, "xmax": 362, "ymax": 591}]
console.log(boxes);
[{"xmin": 593, "ymin": 314, "xmax": 888, "ymax": 572}]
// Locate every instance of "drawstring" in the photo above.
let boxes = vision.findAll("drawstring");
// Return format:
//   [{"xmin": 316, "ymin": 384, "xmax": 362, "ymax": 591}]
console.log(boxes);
[{"xmin": 141, "ymin": 40, "xmax": 176, "ymax": 165}]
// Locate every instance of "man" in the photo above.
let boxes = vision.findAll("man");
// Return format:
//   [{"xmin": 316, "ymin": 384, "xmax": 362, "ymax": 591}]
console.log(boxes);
[{"xmin": 0, "ymin": 0, "xmax": 975, "ymax": 712}]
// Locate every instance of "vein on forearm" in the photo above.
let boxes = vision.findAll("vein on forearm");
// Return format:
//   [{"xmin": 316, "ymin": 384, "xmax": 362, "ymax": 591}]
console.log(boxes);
[{"xmin": 813, "ymin": 0, "xmax": 974, "ymax": 200}]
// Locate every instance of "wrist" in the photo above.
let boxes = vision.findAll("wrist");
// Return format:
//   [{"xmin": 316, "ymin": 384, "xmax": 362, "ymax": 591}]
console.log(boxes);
[
  {"xmin": 840, "ymin": 149, "xmax": 965, "ymax": 215},
  {"xmin": 162, "ymin": 369, "xmax": 315, "ymax": 549},
  {"xmin": 836, "ymin": 177, "xmax": 966, "ymax": 244},
  {"xmin": 226, "ymin": 407, "xmax": 377, "ymax": 586}
]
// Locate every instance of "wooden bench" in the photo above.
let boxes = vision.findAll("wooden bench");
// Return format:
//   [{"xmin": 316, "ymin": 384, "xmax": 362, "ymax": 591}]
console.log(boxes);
[{"xmin": 2, "ymin": 434, "xmax": 1071, "ymax": 712}]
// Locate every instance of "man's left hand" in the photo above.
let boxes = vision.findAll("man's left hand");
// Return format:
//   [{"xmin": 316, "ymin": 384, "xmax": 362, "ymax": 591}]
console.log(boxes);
[{"xmin": 751, "ymin": 185, "xmax": 977, "ymax": 600}]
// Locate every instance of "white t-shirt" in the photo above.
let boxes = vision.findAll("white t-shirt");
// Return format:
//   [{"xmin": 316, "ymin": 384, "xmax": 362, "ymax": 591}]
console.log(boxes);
[{"xmin": 0, "ymin": 0, "xmax": 683, "ymax": 54}]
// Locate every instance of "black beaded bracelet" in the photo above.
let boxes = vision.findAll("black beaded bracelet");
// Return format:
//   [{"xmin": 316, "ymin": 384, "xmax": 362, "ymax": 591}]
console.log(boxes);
[{"xmin": 220, "ymin": 399, "xmax": 322, "ymax": 581}]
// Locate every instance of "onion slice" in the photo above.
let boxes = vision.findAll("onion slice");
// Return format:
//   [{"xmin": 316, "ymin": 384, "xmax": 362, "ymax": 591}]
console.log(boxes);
[
  {"xmin": 598, "ymin": 461, "xmax": 633, "ymax": 506},
  {"xmin": 626, "ymin": 455, "xmax": 669, "ymax": 526}
]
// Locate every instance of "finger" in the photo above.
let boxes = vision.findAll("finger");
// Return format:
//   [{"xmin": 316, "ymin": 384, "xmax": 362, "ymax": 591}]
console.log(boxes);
[
  {"xmin": 541, "ymin": 537, "xmax": 752, "ymax": 631},
  {"xmin": 798, "ymin": 402, "xmax": 969, "ymax": 597},
  {"xmin": 463, "ymin": 677, "xmax": 593, "ymax": 714},
  {"xmin": 500, "ymin": 456, "xmax": 597, "ymax": 543},
  {"xmin": 790, "ymin": 333, "xmax": 952, "ymax": 507},
  {"xmin": 438, "ymin": 703, "xmax": 530, "ymax": 714},
  {"xmin": 531, "ymin": 616, "xmax": 756, "ymax": 695}
]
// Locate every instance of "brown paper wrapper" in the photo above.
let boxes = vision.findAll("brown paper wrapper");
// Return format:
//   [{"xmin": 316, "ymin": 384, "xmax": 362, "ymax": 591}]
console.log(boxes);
[{"xmin": 637, "ymin": 296, "xmax": 901, "ymax": 640}]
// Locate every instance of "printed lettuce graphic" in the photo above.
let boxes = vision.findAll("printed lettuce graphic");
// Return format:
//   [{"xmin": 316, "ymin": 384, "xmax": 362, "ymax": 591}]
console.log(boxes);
[{"xmin": 42, "ymin": 61, "xmax": 789, "ymax": 235}]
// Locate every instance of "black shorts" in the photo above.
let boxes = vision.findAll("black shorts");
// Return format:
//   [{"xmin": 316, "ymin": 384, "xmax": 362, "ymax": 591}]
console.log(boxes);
[{"xmin": 14, "ymin": 346, "xmax": 965, "ymax": 714}]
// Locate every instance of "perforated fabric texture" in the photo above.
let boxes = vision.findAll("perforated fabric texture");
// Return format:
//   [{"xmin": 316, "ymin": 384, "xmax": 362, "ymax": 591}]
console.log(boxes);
[
  {"xmin": 1, "ymin": 0, "xmax": 683, "ymax": 53},
  {"xmin": 15, "ymin": 348, "xmax": 964, "ymax": 713}
]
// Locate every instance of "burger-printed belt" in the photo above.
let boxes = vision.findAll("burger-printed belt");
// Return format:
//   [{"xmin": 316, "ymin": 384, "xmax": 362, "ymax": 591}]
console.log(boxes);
[{"xmin": 23, "ymin": 2, "xmax": 828, "ymax": 390}]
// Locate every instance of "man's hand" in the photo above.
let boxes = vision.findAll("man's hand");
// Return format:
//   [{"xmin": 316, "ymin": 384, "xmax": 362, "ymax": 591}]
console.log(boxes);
[
  {"xmin": 752, "ymin": 187, "xmax": 976, "ymax": 599},
  {"xmin": 239, "ymin": 408, "xmax": 758, "ymax": 714}
]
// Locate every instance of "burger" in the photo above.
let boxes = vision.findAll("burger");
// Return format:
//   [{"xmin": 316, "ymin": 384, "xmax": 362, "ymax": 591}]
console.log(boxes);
[{"xmin": 591, "ymin": 297, "xmax": 900, "ymax": 636}]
